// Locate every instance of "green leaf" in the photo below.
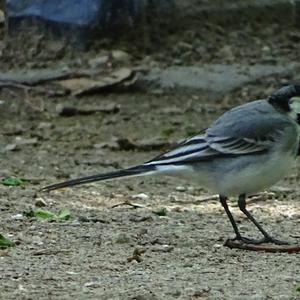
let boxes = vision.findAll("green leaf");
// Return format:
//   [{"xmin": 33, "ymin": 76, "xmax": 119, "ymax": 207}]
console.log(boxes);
[
  {"xmin": 57, "ymin": 208, "xmax": 72, "ymax": 220},
  {"xmin": 0, "ymin": 234, "xmax": 15, "ymax": 249},
  {"xmin": 25, "ymin": 208, "xmax": 72, "ymax": 221},
  {"xmin": 2, "ymin": 176, "xmax": 25, "ymax": 186},
  {"xmin": 25, "ymin": 209, "xmax": 56, "ymax": 220},
  {"xmin": 296, "ymin": 286, "xmax": 300, "ymax": 292}
]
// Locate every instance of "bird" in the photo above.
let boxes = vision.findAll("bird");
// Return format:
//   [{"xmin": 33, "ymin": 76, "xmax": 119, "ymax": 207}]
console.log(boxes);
[{"xmin": 43, "ymin": 84, "xmax": 300, "ymax": 245}]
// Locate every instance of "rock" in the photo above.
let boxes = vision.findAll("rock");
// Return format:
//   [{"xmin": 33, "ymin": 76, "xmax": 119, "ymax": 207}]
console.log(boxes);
[
  {"xmin": 131, "ymin": 193, "xmax": 150, "ymax": 201},
  {"xmin": 55, "ymin": 104, "xmax": 79, "ymax": 117},
  {"xmin": 151, "ymin": 245, "xmax": 174, "ymax": 252},
  {"xmin": 3, "ymin": 144, "xmax": 18, "ymax": 152},
  {"xmin": 11, "ymin": 214, "xmax": 24, "ymax": 220},
  {"xmin": 15, "ymin": 137, "xmax": 38, "ymax": 145},
  {"xmin": 88, "ymin": 55, "xmax": 109, "ymax": 68},
  {"xmin": 218, "ymin": 45, "xmax": 235, "ymax": 62},
  {"xmin": 141, "ymin": 63, "xmax": 300, "ymax": 94},
  {"xmin": 2, "ymin": 137, "xmax": 38, "ymax": 152},
  {"xmin": 84, "ymin": 281, "xmax": 101, "ymax": 288},
  {"xmin": 111, "ymin": 50, "xmax": 131, "ymax": 63},
  {"xmin": 35, "ymin": 198, "xmax": 47, "ymax": 207},
  {"xmin": 177, "ymin": 41, "xmax": 193, "ymax": 51},
  {"xmin": 175, "ymin": 186, "xmax": 186, "ymax": 192}
]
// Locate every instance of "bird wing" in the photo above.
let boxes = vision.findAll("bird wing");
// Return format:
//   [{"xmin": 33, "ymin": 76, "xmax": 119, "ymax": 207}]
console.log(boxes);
[
  {"xmin": 144, "ymin": 133, "xmax": 271, "ymax": 166},
  {"xmin": 205, "ymin": 135, "xmax": 272, "ymax": 154},
  {"xmin": 145, "ymin": 100, "xmax": 290, "ymax": 166}
]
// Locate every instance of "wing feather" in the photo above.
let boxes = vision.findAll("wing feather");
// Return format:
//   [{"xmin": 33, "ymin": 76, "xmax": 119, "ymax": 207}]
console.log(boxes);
[
  {"xmin": 206, "ymin": 135, "xmax": 272, "ymax": 154},
  {"xmin": 144, "ymin": 133, "xmax": 272, "ymax": 166}
]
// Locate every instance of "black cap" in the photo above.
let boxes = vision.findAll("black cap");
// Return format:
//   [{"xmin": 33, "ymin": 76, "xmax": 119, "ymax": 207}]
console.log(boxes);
[{"xmin": 268, "ymin": 85, "xmax": 300, "ymax": 111}]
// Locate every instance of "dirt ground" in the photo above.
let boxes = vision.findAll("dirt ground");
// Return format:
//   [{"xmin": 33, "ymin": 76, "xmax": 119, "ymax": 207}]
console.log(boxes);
[{"xmin": 1, "ymin": 22, "xmax": 300, "ymax": 300}]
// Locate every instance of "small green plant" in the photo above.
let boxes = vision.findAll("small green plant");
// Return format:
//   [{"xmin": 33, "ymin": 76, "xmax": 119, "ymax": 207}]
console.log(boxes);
[
  {"xmin": 0, "ymin": 234, "xmax": 15, "ymax": 249},
  {"xmin": 57, "ymin": 208, "xmax": 72, "ymax": 220},
  {"xmin": 1, "ymin": 176, "xmax": 25, "ymax": 186},
  {"xmin": 25, "ymin": 208, "xmax": 72, "ymax": 221}
]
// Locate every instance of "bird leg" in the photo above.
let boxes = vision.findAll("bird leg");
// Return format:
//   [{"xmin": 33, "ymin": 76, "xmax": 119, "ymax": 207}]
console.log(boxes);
[
  {"xmin": 237, "ymin": 194, "xmax": 289, "ymax": 245},
  {"xmin": 219, "ymin": 195, "xmax": 242, "ymax": 240},
  {"xmin": 219, "ymin": 195, "xmax": 287, "ymax": 245}
]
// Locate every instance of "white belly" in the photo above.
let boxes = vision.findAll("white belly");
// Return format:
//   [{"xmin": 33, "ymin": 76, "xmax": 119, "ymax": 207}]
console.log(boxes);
[
  {"xmin": 209, "ymin": 152, "xmax": 296, "ymax": 196},
  {"xmin": 156, "ymin": 150, "xmax": 297, "ymax": 197},
  {"xmin": 153, "ymin": 138, "xmax": 298, "ymax": 198}
]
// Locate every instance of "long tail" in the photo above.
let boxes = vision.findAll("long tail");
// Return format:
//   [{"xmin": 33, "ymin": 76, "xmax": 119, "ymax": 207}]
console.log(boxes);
[{"xmin": 42, "ymin": 164, "xmax": 157, "ymax": 192}]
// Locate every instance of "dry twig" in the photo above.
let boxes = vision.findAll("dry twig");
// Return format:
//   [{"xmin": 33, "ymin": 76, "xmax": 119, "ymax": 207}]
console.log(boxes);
[{"xmin": 224, "ymin": 239, "xmax": 300, "ymax": 253}]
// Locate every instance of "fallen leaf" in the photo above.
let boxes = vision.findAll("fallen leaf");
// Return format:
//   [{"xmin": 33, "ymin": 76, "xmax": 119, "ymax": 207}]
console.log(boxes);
[{"xmin": 58, "ymin": 68, "xmax": 134, "ymax": 96}]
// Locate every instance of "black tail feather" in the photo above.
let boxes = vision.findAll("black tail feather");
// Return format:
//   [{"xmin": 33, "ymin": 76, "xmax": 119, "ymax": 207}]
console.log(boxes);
[{"xmin": 42, "ymin": 165, "xmax": 156, "ymax": 192}]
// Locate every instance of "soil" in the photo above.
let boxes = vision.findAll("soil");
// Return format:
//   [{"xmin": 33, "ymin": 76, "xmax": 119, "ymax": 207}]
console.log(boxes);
[{"xmin": 0, "ymin": 22, "xmax": 300, "ymax": 300}]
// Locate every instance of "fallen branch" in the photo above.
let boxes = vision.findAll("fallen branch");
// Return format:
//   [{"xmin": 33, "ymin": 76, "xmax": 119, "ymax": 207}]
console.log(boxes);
[{"xmin": 224, "ymin": 239, "xmax": 300, "ymax": 253}]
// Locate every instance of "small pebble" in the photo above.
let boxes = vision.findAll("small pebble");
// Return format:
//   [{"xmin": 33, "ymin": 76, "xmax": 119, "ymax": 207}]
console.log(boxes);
[
  {"xmin": 131, "ymin": 193, "xmax": 149, "ymax": 200},
  {"xmin": 35, "ymin": 198, "xmax": 47, "ymax": 207},
  {"xmin": 3, "ymin": 144, "xmax": 17, "ymax": 152},
  {"xmin": 84, "ymin": 281, "xmax": 101, "ymax": 288},
  {"xmin": 151, "ymin": 245, "xmax": 174, "ymax": 252},
  {"xmin": 37, "ymin": 122, "xmax": 53, "ymax": 130},
  {"xmin": 11, "ymin": 214, "xmax": 24, "ymax": 220},
  {"xmin": 176, "ymin": 186, "xmax": 186, "ymax": 192}
]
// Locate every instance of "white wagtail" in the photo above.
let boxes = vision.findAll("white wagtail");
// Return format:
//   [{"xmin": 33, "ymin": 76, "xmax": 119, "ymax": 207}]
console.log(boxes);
[{"xmin": 43, "ymin": 85, "xmax": 300, "ymax": 245}]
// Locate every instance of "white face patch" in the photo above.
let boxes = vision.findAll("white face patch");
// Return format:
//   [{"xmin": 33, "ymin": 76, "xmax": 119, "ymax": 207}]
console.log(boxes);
[{"xmin": 288, "ymin": 96, "xmax": 300, "ymax": 120}]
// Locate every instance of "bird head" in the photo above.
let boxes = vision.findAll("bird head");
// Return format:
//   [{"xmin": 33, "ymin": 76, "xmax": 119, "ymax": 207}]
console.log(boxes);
[{"xmin": 268, "ymin": 85, "xmax": 300, "ymax": 122}]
